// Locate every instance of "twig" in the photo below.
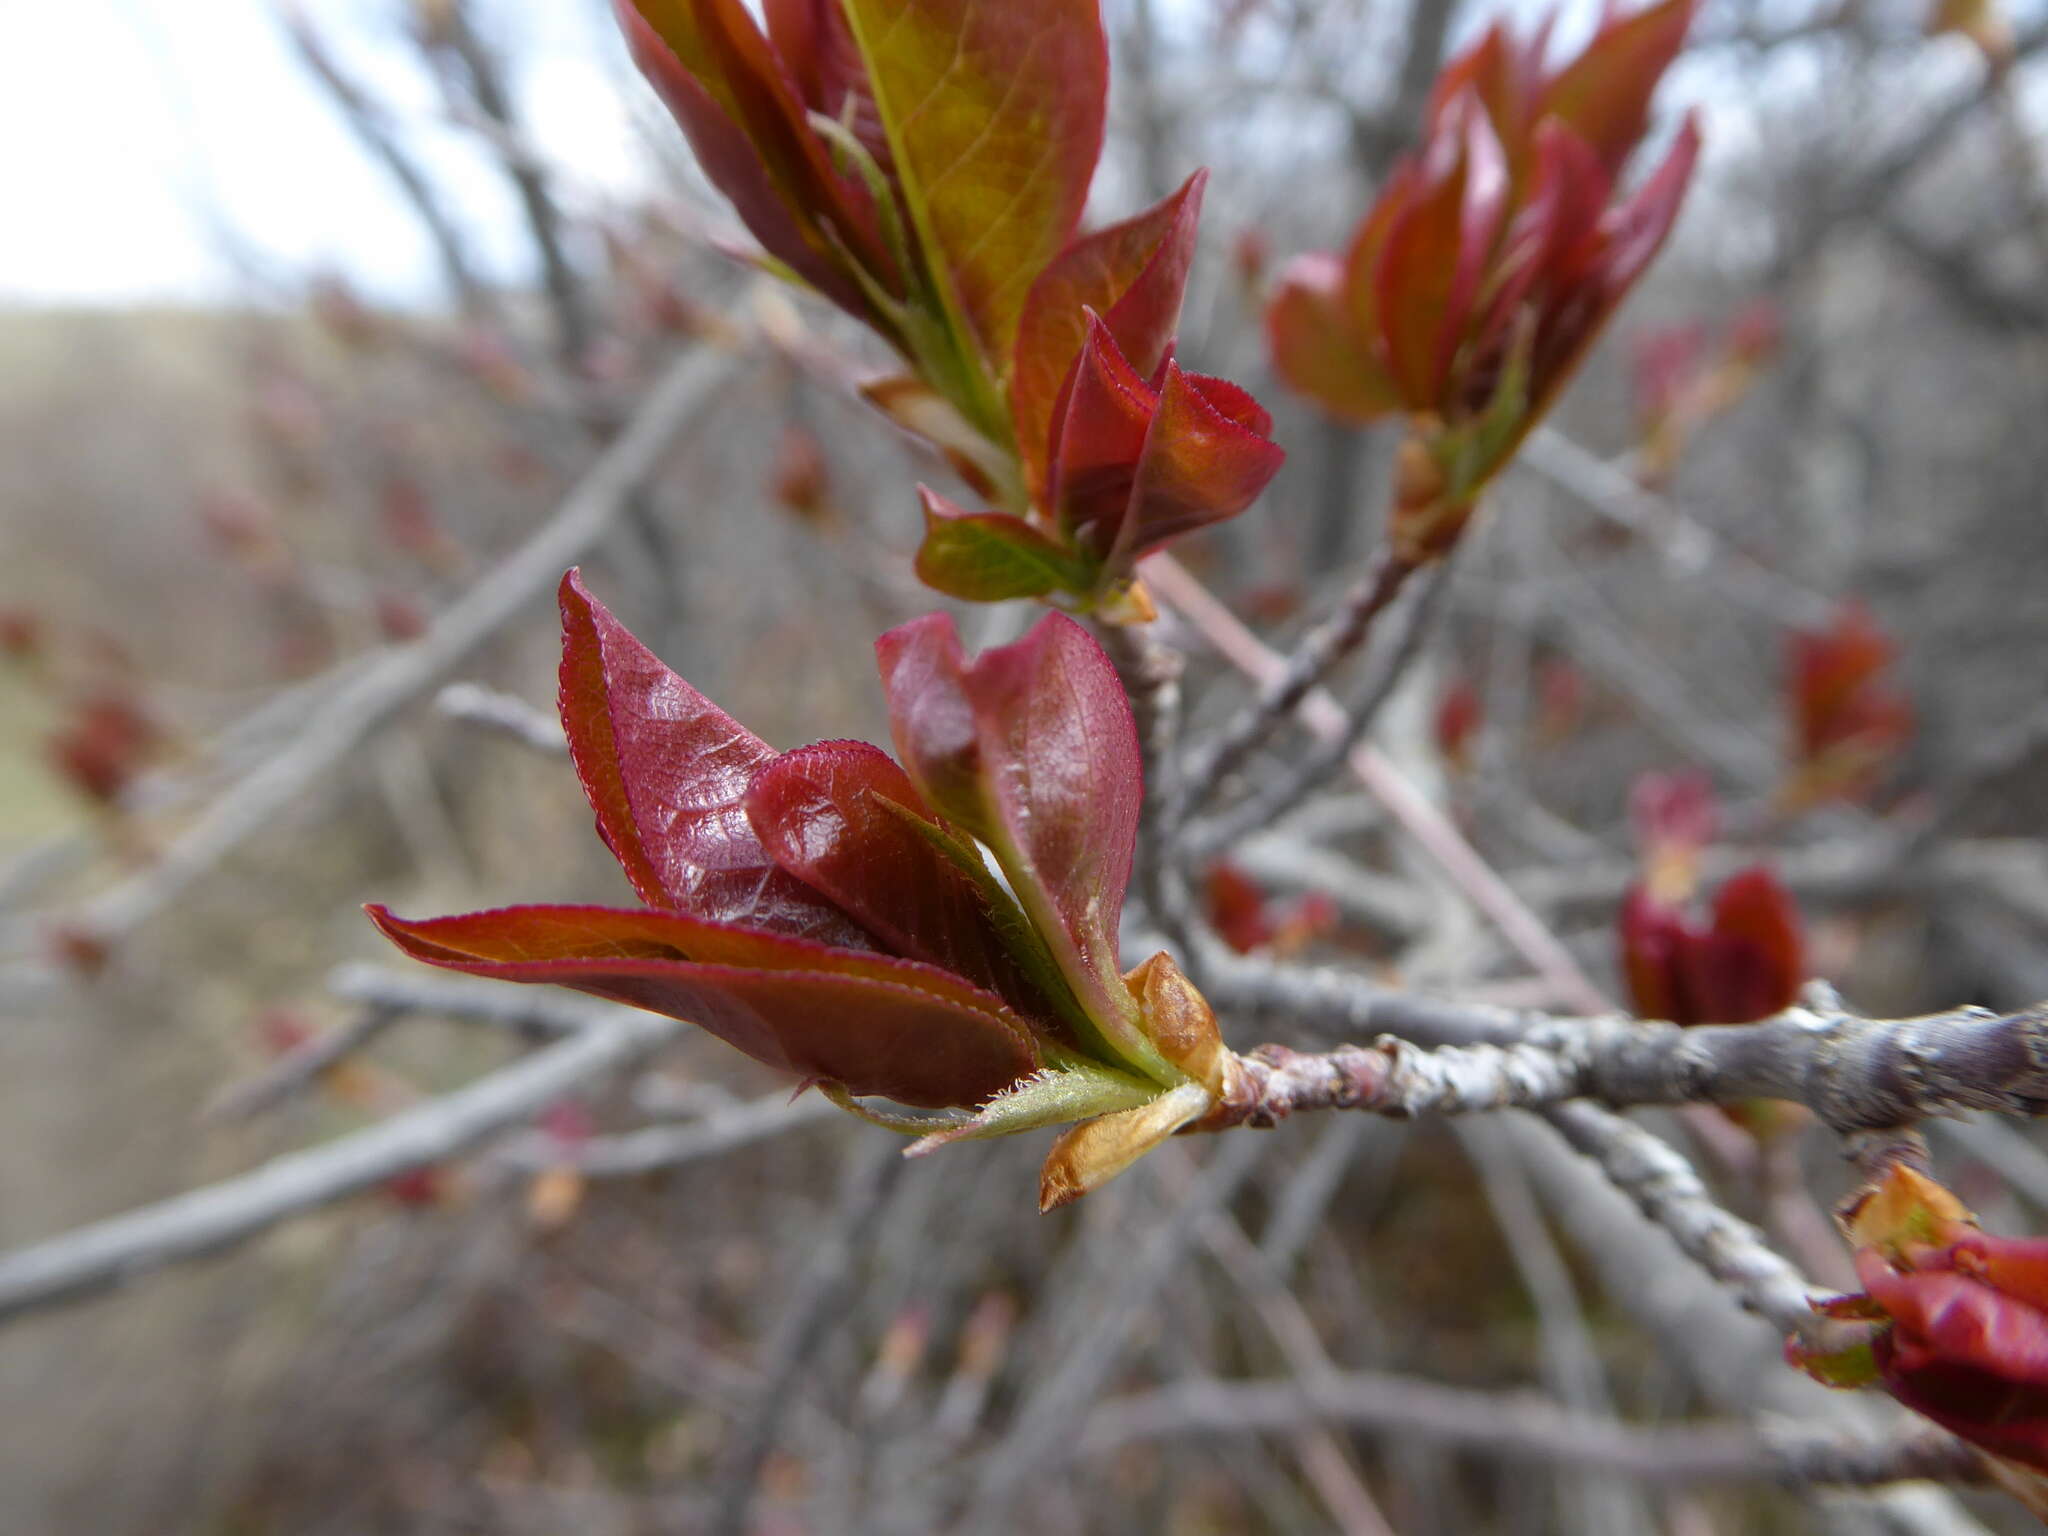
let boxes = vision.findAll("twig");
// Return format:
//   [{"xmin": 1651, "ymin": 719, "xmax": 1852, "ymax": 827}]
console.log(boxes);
[
  {"xmin": 1145, "ymin": 553, "xmax": 1608, "ymax": 1012},
  {"xmin": 1094, "ymin": 618, "xmax": 1197, "ymax": 960},
  {"xmin": 963, "ymin": 1136, "xmax": 1270, "ymax": 1523},
  {"xmin": 435, "ymin": 682, "xmax": 568, "ymax": 755},
  {"xmin": 709, "ymin": 1135, "xmax": 904, "ymax": 1536},
  {"xmin": 1079, "ymin": 1374, "xmax": 1981, "ymax": 1489},
  {"xmin": 42, "ymin": 346, "xmax": 734, "ymax": 953},
  {"xmin": 279, "ymin": 3, "xmax": 489, "ymax": 316},
  {"xmin": 1517, "ymin": 428, "xmax": 1834, "ymax": 626},
  {"xmin": 327, "ymin": 960, "xmax": 600, "ymax": 1038},
  {"xmin": 1178, "ymin": 546, "xmax": 1417, "ymax": 818},
  {"xmin": 1211, "ymin": 959, "xmax": 2048, "ymax": 1132},
  {"xmin": 204, "ymin": 1004, "xmax": 405, "ymax": 1123},
  {"xmin": 0, "ymin": 1005, "xmax": 681, "ymax": 1325},
  {"xmin": 495, "ymin": 1091, "xmax": 837, "ymax": 1175},
  {"xmin": 1540, "ymin": 1101, "xmax": 1820, "ymax": 1333},
  {"xmin": 1191, "ymin": 555, "xmax": 1456, "ymax": 857}
]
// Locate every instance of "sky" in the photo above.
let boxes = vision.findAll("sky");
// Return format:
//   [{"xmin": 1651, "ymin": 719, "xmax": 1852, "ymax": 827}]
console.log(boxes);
[{"xmin": 1, "ymin": 0, "xmax": 648, "ymax": 306}]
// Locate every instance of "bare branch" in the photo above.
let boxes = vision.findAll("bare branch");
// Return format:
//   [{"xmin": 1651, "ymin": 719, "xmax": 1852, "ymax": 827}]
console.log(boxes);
[
  {"xmin": 0, "ymin": 1007, "xmax": 681, "ymax": 1326},
  {"xmin": 1080, "ymin": 1373, "xmax": 1982, "ymax": 1490}
]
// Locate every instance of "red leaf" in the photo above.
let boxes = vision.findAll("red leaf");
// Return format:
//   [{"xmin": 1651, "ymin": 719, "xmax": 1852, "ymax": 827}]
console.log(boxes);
[
  {"xmin": 1699, "ymin": 865, "xmax": 1803, "ymax": 1020},
  {"xmin": 556, "ymin": 570, "xmax": 871, "ymax": 946},
  {"xmin": 1011, "ymin": 171, "xmax": 1207, "ymax": 494},
  {"xmin": 1046, "ymin": 316, "xmax": 1158, "ymax": 551},
  {"xmin": 1265, "ymin": 254, "xmax": 1398, "ymax": 421},
  {"xmin": 1539, "ymin": 0, "xmax": 1696, "ymax": 178},
  {"xmin": 839, "ymin": 0, "xmax": 1108, "ymax": 367},
  {"xmin": 1789, "ymin": 600, "xmax": 1913, "ymax": 803},
  {"xmin": 618, "ymin": 0, "xmax": 889, "ymax": 322},
  {"xmin": 764, "ymin": 0, "xmax": 892, "ymax": 171},
  {"xmin": 875, "ymin": 611, "xmax": 1151, "ymax": 1069},
  {"xmin": 1618, "ymin": 881, "xmax": 1687, "ymax": 1021},
  {"xmin": 1373, "ymin": 96, "xmax": 1509, "ymax": 409},
  {"xmin": 1112, "ymin": 363, "xmax": 1284, "ymax": 565},
  {"xmin": 745, "ymin": 739, "xmax": 1049, "ymax": 1013},
  {"xmin": 367, "ymin": 902, "xmax": 1036, "ymax": 1108}
]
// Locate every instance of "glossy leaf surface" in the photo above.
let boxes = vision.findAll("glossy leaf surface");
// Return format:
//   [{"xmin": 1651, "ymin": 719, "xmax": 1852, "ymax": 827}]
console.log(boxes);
[
  {"xmin": 557, "ymin": 570, "xmax": 872, "ymax": 946},
  {"xmin": 368, "ymin": 902, "xmax": 1035, "ymax": 1108}
]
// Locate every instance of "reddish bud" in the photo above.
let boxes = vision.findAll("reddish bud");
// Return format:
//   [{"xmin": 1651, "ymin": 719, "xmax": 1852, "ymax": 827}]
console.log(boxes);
[
  {"xmin": 768, "ymin": 424, "xmax": 834, "ymax": 524},
  {"xmin": 1267, "ymin": 0, "xmax": 1700, "ymax": 546},
  {"xmin": 1618, "ymin": 864, "xmax": 1803, "ymax": 1026},
  {"xmin": 0, "ymin": 607, "xmax": 41, "ymax": 663},
  {"xmin": 1792, "ymin": 1167, "xmax": 2048, "ymax": 1516},
  {"xmin": 46, "ymin": 692, "xmax": 159, "ymax": 806},
  {"xmin": 1434, "ymin": 677, "xmax": 1482, "ymax": 774},
  {"xmin": 374, "ymin": 592, "xmax": 429, "ymax": 642},
  {"xmin": 1785, "ymin": 601, "xmax": 1912, "ymax": 810},
  {"xmin": 1629, "ymin": 768, "xmax": 1718, "ymax": 901}
]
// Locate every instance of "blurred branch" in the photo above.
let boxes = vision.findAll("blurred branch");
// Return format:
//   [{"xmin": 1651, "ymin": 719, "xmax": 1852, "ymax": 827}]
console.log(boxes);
[
  {"xmin": 1083, "ymin": 1373, "xmax": 1980, "ymax": 1488},
  {"xmin": 430, "ymin": 0, "xmax": 593, "ymax": 369},
  {"xmin": 1146, "ymin": 552, "xmax": 1609, "ymax": 1012},
  {"xmin": 278, "ymin": 2, "xmax": 489, "ymax": 316},
  {"xmin": 0, "ymin": 1005, "xmax": 681, "ymax": 1326},
  {"xmin": 435, "ymin": 681, "xmax": 568, "ymax": 754},
  {"xmin": 1191, "ymin": 555, "xmax": 1455, "ymax": 857},
  {"xmin": 26, "ymin": 346, "xmax": 736, "ymax": 957},
  {"xmin": 709, "ymin": 1136, "xmax": 904, "ymax": 1536}
]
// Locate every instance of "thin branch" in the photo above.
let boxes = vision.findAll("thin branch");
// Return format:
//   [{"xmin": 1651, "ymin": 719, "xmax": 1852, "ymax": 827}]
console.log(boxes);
[
  {"xmin": 1212, "ymin": 962, "xmax": 2048, "ymax": 1132},
  {"xmin": 38, "ymin": 346, "xmax": 735, "ymax": 954},
  {"xmin": 709, "ymin": 1136, "xmax": 904, "ymax": 1536},
  {"xmin": 0, "ymin": 1006, "xmax": 681, "ymax": 1325},
  {"xmin": 1191, "ymin": 555, "xmax": 1455, "ymax": 857},
  {"xmin": 1080, "ymin": 1374, "xmax": 1982, "ymax": 1489},
  {"xmin": 1095, "ymin": 618, "xmax": 1198, "ymax": 960},
  {"xmin": 1146, "ymin": 553, "xmax": 1608, "ymax": 1012},
  {"xmin": 435, "ymin": 681, "xmax": 568, "ymax": 754},
  {"xmin": 1177, "ymin": 546, "xmax": 1418, "ymax": 819},
  {"xmin": 1540, "ymin": 1101, "xmax": 1820, "ymax": 1333},
  {"xmin": 279, "ymin": 3, "xmax": 488, "ymax": 316}
]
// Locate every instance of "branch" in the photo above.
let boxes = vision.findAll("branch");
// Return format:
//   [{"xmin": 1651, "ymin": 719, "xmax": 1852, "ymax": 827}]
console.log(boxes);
[
  {"xmin": 1212, "ymin": 964, "xmax": 2048, "ymax": 1131},
  {"xmin": 0, "ymin": 1006, "xmax": 681, "ymax": 1326},
  {"xmin": 39, "ymin": 346, "xmax": 735, "ymax": 953},
  {"xmin": 1539, "ymin": 1100, "xmax": 1821, "ymax": 1334},
  {"xmin": 1177, "ymin": 546, "xmax": 1419, "ymax": 818},
  {"xmin": 1145, "ymin": 553, "xmax": 1608, "ymax": 1012},
  {"xmin": 1080, "ymin": 1374, "xmax": 1982, "ymax": 1489},
  {"xmin": 1190, "ymin": 555, "xmax": 1455, "ymax": 857},
  {"xmin": 279, "ymin": 3, "xmax": 488, "ymax": 316},
  {"xmin": 435, "ymin": 681, "xmax": 568, "ymax": 754}
]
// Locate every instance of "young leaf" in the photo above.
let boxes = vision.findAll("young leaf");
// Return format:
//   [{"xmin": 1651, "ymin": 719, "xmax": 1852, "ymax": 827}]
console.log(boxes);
[
  {"xmin": 745, "ymin": 738, "xmax": 1049, "ymax": 1013},
  {"xmin": 1011, "ymin": 170, "xmax": 1207, "ymax": 493},
  {"xmin": 367, "ymin": 901, "xmax": 1036, "ymax": 1109},
  {"xmin": 913, "ymin": 491, "xmax": 1087, "ymax": 601},
  {"xmin": 556, "ymin": 569, "xmax": 870, "ymax": 945},
  {"xmin": 876, "ymin": 611, "xmax": 1167, "ymax": 1081},
  {"xmin": 838, "ymin": 0, "xmax": 1108, "ymax": 371}
]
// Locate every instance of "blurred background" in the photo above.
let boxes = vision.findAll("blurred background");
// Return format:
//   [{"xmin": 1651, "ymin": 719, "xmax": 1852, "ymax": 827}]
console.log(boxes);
[{"xmin": 4, "ymin": 0, "xmax": 2048, "ymax": 1531}]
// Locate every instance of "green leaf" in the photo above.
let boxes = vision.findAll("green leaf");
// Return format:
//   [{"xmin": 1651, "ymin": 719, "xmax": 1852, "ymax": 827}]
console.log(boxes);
[
  {"xmin": 914, "ymin": 490, "xmax": 1087, "ymax": 601},
  {"xmin": 838, "ymin": 0, "xmax": 1107, "ymax": 385}
]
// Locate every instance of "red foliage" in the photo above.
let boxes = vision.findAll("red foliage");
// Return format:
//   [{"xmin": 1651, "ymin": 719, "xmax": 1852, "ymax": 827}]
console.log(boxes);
[
  {"xmin": 1792, "ymin": 1167, "xmax": 2048, "ymax": 1516},
  {"xmin": 1786, "ymin": 601, "xmax": 1913, "ymax": 809},
  {"xmin": 1266, "ymin": 0, "xmax": 1699, "ymax": 554},
  {"xmin": 1434, "ymin": 677, "xmax": 1481, "ymax": 773},
  {"xmin": 373, "ymin": 570, "xmax": 1174, "ymax": 1112},
  {"xmin": 46, "ymin": 692, "xmax": 160, "ymax": 806},
  {"xmin": 1618, "ymin": 865, "xmax": 1803, "ymax": 1026}
]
